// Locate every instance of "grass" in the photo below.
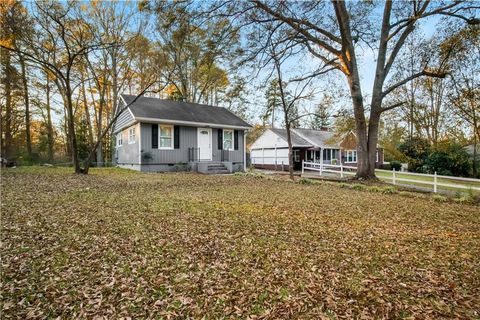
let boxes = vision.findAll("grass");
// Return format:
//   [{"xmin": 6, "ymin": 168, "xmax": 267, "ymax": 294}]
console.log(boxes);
[{"xmin": 2, "ymin": 166, "xmax": 480, "ymax": 318}]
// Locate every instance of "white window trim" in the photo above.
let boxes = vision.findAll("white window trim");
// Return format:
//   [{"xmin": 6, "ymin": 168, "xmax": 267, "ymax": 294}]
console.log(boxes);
[
  {"xmin": 345, "ymin": 150, "xmax": 357, "ymax": 163},
  {"xmin": 128, "ymin": 127, "xmax": 136, "ymax": 144},
  {"xmin": 223, "ymin": 129, "xmax": 234, "ymax": 151},
  {"xmin": 159, "ymin": 124, "xmax": 174, "ymax": 150},
  {"xmin": 117, "ymin": 132, "xmax": 123, "ymax": 147}
]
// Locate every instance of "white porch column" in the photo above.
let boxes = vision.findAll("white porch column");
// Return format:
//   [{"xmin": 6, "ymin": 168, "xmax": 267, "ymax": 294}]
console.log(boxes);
[{"xmin": 320, "ymin": 147, "xmax": 323, "ymax": 175}]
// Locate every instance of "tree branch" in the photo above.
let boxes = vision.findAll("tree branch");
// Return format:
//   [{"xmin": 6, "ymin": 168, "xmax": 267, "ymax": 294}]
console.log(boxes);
[{"xmin": 382, "ymin": 69, "xmax": 447, "ymax": 98}]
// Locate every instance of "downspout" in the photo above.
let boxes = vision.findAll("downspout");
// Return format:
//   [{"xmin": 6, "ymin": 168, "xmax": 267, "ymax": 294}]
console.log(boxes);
[{"xmin": 243, "ymin": 130, "xmax": 247, "ymax": 171}]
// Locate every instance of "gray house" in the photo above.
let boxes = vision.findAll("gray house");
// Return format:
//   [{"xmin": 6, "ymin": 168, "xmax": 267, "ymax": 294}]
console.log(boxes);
[{"xmin": 114, "ymin": 95, "xmax": 251, "ymax": 173}]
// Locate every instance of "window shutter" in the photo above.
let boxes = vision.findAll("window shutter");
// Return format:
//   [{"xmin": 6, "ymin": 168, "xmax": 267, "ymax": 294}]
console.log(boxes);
[
  {"xmin": 152, "ymin": 124, "xmax": 158, "ymax": 149},
  {"xmin": 218, "ymin": 129, "xmax": 223, "ymax": 150},
  {"xmin": 234, "ymin": 130, "xmax": 239, "ymax": 150},
  {"xmin": 174, "ymin": 126, "xmax": 180, "ymax": 149}
]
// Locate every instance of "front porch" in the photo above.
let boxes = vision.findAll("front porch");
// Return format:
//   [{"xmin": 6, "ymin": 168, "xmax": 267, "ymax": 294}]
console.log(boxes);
[
  {"xmin": 292, "ymin": 147, "xmax": 342, "ymax": 170},
  {"xmin": 188, "ymin": 147, "xmax": 243, "ymax": 174}
]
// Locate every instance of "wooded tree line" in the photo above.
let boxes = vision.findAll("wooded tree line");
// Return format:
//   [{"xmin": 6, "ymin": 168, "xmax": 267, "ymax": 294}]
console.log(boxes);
[{"xmin": 1, "ymin": 0, "xmax": 478, "ymax": 178}]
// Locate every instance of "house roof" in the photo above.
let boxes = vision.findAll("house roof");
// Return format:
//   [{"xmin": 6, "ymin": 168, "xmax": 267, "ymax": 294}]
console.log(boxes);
[
  {"xmin": 269, "ymin": 128, "xmax": 340, "ymax": 148},
  {"xmin": 270, "ymin": 129, "xmax": 312, "ymax": 147},
  {"xmin": 294, "ymin": 128, "xmax": 340, "ymax": 148},
  {"xmin": 121, "ymin": 94, "xmax": 251, "ymax": 129}
]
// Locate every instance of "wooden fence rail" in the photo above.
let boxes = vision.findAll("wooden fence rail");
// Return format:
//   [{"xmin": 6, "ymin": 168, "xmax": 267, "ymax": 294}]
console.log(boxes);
[{"xmin": 302, "ymin": 161, "xmax": 480, "ymax": 193}]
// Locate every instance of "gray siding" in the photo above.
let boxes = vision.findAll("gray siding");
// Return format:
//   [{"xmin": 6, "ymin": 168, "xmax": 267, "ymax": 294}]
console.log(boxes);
[
  {"xmin": 140, "ymin": 123, "xmax": 197, "ymax": 164},
  {"xmin": 114, "ymin": 106, "xmax": 134, "ymax": 133},
  {"xmin": 212, "ymin": 128, "xmax": 244, "ymax": 163},
  {"xmin": 115, "ymin": 123, "xmax": 140, "ymax": 164},
  {"xmin": 140, "ymin": 123, "xmax": 245, "ymax": 165}
]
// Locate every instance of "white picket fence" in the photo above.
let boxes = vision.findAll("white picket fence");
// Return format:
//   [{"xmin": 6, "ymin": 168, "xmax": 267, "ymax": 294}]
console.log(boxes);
[{"xmin": 302, "ymin": 161, "xmax": 480, "ymax": 193}]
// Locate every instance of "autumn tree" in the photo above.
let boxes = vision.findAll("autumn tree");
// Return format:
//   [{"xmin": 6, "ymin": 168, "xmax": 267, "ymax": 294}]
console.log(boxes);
[
  {"xmin": 144, "ymin": 1, "xmax": 240, "ymax": 104},
  {"xmin": 445, "ymin": 25, "xmax": 480, "ymax": 176}
]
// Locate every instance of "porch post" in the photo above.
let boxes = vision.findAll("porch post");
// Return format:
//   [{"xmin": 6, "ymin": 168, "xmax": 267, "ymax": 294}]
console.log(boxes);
[
  {"xmin": 320, "ymin": 147, "xmax": 323, "ymax": 175},
  {"xmin": 274, "ymin": 146, "xmax": 277, "ymax": 171}
]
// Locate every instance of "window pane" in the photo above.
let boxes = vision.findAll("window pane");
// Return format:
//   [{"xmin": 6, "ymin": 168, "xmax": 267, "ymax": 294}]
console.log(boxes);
[
  {"xmin": 160, "ymin": 126, "xmax": 172, "ymax": 137},
  {"xmin": 160, "ymin": 137, "xmax": 172, "ymax": 148},
  {"xmin": 224, "ymin": 130, "xmax": 233, "ymax": 140},
  {"xmin": 224, "ymin": 140, "xmax": 232, "ymax": 150}
]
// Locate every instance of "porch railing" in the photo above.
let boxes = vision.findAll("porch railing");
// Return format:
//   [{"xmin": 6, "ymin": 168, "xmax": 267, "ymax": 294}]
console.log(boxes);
[
  {"xmin": 188, "ymin": 147, "xmax": 200, "ymax": 162},
  {"xmin": 221, "ymin": 150, "xmax": 230, "ymax": 162}
]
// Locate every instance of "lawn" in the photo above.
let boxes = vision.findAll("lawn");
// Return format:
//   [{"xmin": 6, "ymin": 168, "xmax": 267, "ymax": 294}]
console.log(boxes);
[{"xmin": 1, "ymin": 167, "xmax": 479, "ymax": 318}]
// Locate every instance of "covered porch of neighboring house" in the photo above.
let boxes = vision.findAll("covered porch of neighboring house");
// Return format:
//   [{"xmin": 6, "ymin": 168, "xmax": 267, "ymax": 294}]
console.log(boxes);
[{"xmin": 303, "ymin": 147, "xmax": 342, "ymax": 165}]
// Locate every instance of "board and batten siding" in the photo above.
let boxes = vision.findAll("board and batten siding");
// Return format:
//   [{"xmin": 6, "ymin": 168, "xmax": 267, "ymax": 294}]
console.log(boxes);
[
  {"xmin": 140, "ymin": 123, "xmax": 245, "ymax": 164},
  {"xmin": 211, "ymin": 128, "xmax": 244, "ymax": 163},
  {"xmin": 114, "ymin": 106, "xmax": 134, "ymax": 133},
  {"xmin": 115, "ymin": 123, "xmax": 140, "ymax": 165},
  {"xmin": 140, "ymin": 123, "xmax": 197, "ymax": 163}
]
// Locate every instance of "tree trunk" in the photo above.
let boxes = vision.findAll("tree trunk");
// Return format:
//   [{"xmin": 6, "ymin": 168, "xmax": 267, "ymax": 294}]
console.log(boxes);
[
  {"xmin": 19, "ymin": 54, "xmax": 32, "ymax": 158},
  {"xmin": 45, "ymin": 76, "xmax": 54, "ymax": 162},
  {"xmin": 81, "ymin": 78, "xmax": 94, "ymax": 147},
  {"xmin": 2, "ymin": 49, "xmax": 14, "ymax": 160},
  {"xmin": 96, "ymin": 95, "xmax": 104, "ymax": 167},
  {"xmin": 347, "ymin": 73, "xmax": 372, "ymax": 178},
  {"xmin": 110, "ymin": 50, "xmax": 118, "ymax": 164},
  {"xmin": 65, "ymin": 80, "xmax": 81, "ymax": 173},
  {"xmin": 285, "ymin": 122, "xmax": 294, "ymax": 180}
]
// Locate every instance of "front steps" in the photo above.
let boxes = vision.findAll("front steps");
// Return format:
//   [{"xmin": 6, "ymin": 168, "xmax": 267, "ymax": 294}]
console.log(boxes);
[{"xmin": 196, "ymin": 162, "xmax": 231, "ymax": 174}]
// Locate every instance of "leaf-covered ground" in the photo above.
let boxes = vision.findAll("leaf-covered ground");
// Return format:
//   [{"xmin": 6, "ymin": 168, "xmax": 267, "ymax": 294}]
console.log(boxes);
[{"xmin": 1, "ymin": 167, "xmax": 479, "ymax": 319}]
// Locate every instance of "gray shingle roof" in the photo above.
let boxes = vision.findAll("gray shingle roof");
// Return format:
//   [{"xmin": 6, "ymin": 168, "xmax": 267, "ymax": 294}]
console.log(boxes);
[
  {"xmin": 270, "ymin": 129, "xmax": 312, "ymax": 147},
  {"xmin": 270, "ymin": 128, "xmax": 340, "ymax": 148},
  {"xmin": 121, "ymin": 94, "xmax": 251, "ymax": 128},
  {"xmin": 293, "ymin": 128, "xmax": 340, "ymax": 148}
]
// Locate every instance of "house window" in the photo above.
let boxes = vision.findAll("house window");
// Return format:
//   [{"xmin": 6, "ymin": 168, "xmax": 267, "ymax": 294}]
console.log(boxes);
[
  {"xmin": 159, "ymin": 125, "xmax": 173, "ymax": 149},
  {"xmin": 332, "ymin": 149, "xmax": 339, "ymax": 160},
  {"xmin": 128, "ymin": 127, "xmax": 136, "ymax": 144},
  {"xmin": 223, "ymin": 129, "xmax": 233, "ymax": 150},
  {"xmin": 323, "ymin": 149, "xmax": 332, "ymax": 161},
  {"xmin": 293, "ymin": 150, "xmax": 300, "ymax": 162},
  {"xmin": 346, "ymin": 150, "xmax": 357, "ymax": 163},
  {"xmin": 117, "ymin": 133, "xmax": 123, "ymax": 147}
]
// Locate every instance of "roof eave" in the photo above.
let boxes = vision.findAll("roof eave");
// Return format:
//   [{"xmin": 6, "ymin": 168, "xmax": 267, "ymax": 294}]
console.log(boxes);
[{"xmin": 134, "ymin": 116, "xmax": 252, "ymax": 130}]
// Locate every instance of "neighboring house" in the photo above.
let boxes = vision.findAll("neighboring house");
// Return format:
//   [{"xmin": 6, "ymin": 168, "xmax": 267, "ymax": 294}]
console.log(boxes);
[
  {"xmin": 250, "ymin": 128, "xmax": 384, "ymax": 170},
  {"xmin": 114, "ymin": 95, "xmax": 251, "ymax": 173}
]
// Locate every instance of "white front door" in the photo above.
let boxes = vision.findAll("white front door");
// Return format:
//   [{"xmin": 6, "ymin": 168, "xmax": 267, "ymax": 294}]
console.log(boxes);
[{"xmin": 197, "ymin": 128, "xmax": 212, "ymax": 161}]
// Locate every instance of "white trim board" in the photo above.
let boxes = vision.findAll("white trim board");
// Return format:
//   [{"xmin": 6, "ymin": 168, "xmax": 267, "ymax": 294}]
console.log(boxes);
[{"xmin": 135, "ymin": 117, "xmax": 251, "ymax": 130}]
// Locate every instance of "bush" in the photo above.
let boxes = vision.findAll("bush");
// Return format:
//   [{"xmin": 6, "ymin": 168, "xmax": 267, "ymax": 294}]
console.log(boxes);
[
  {"xmin": 432, "ymin": 194, "xmax": 448, "ymax": 203},
  {"xmin": 381, "ymin": 186, "xmax": 398, "ymax": 194},
  {"xmin": 368, "ymin": 186, "xmax": 381, "ymax": 192},
  {"xmin": 390, "ymin": 161, "xmax": 402, "ymax": 171},
  {"xmin": 352, "ymin": 184, "xmax": 366, "ymax": 191},
  {"xmin": 398, "ymin": 138, "xmax": 431, "ymax": 172},
  {"xmin": 424, "ymin": 144, "xmax": 471, "ymax": 177},
  {"xmin": 297, "ymin": 177, "xmax": 315, "ymax": 185}
]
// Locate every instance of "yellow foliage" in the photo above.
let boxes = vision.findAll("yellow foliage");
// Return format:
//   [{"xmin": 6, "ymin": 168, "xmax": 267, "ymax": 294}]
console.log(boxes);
[{"xmin": 0, "ymin": 38, "xmax": 14, "ymax": 49}]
